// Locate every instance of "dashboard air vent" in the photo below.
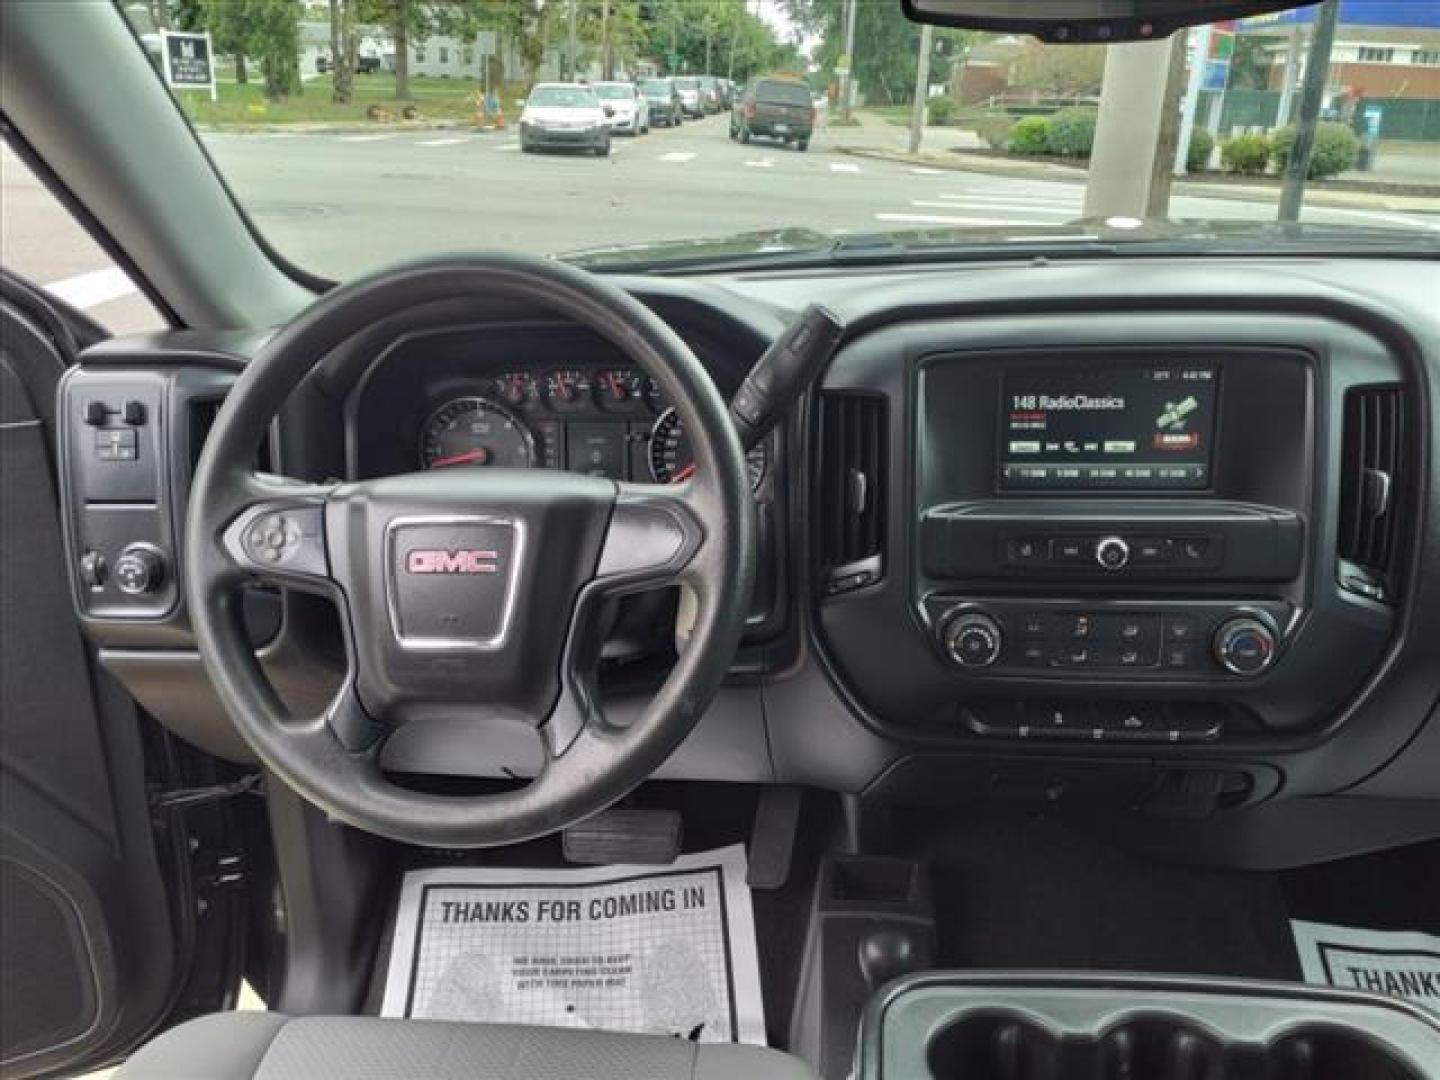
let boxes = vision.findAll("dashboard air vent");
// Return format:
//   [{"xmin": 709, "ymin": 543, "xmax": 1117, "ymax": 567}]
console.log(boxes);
[
  {"xmin": 815, "ymin": 393, "xmax": 886, "ymax": 594},
  {"xmin": 1337, "ymin": 384, "xmax": 1405, "ymax": 602}
]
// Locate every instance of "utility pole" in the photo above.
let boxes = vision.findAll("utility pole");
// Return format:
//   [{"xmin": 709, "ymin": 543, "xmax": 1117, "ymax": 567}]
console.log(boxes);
[
  {"xmin": 601, "ymin": 0, "xmax": 611, "ymax": 80},
  {"xmin": 1279, "ymin": 0, "xmax": 1340, "ymax": 222},
  {"xmin": 907, "ymin": 23, "xmax": 934, "ymax": 155},
  {"xmin": 1174, "ymin": 25, "xmax": 1211, "ymax": 175},
  {"xmin": 568, "ymin": 0, "xmax": 579, "ymax": 81},
  {"xmin": 840, "ymin": 0, "xmax": 858, "ymax": 122}
]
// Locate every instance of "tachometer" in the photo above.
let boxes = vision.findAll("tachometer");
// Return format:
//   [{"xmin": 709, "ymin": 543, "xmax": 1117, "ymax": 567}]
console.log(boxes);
[
  {"xmin": 648, "ymin": 407, "xmax": 767, "ymax": 489},
  {"xmin": 419, "ymin": 397, "xmax": 536, "ymax": 470}
]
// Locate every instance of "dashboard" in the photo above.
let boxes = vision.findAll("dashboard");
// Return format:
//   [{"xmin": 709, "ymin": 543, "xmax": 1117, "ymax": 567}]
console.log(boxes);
[
  {"xmin": 344, "ymin": 324, "xmax": 768, "ymax": 488},
  {"xmin": 54, "ymin": 257, "xmax": 1440, "ymax": 864}
]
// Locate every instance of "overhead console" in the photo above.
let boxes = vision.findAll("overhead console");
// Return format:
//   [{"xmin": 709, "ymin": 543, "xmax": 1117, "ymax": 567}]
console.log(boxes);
[{"xmin": 812, "ymin": 309, "xmax": 1414, "ymax": 757}]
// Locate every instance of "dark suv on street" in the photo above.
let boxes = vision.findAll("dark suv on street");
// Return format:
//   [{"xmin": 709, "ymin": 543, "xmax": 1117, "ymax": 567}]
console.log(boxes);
[
  {"xmin": 639, "ymin": 77, "xmax": 683, "ymax": 127},
  {"xmin": 731, "ymin": 76, "xmax": 816, "ymax": 151}
]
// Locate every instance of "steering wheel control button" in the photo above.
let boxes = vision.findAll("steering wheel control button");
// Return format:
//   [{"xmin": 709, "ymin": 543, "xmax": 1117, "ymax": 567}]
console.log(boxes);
[
  {"xmin": 114, "ymin": 544, "xmax": 166, "ymax": 595},
  {"xmin": 1050, "ymin": 537, "xmax": 1090, "ymax": 563},
  {"xmin": 1095, "ymin": 535, "xmax": 1130, "ymax": 571},
  {"xmin": 944, "ymin": 612, "xmax": 1002, "ymax": 669},
  {"xmin": 1005, "ymin": 537, "xmax": 1046, "ymax": 565},
  {"xmin": 386, "ymin": 519, "xmax": 520, "ymax": 649},
  {"xmin": 1214, "ymin": 617, "xmax": 1277, "ymax": 676}
]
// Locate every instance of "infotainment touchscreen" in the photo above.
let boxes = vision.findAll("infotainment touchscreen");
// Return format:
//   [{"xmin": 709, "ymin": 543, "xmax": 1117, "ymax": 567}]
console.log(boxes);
[{"xmin": 999, "ymin": 364, "xmax": 1218, "ymax": 490}]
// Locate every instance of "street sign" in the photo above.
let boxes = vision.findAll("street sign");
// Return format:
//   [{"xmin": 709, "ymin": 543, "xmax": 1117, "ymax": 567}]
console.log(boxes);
[
  {"xmin": 835, "ymin": 52, "xmax": 851, "ymax": 76},
  {"xmin": 159, "ymin": 30, "xmax": 217, "ymax": 102},
  {"xmin": 476, "ymin": 30, "xmax": 498, "ymax": 57},
  {"xmin": 1202, "ymin": 59, "xmax": 1230, "ymax": 92}
]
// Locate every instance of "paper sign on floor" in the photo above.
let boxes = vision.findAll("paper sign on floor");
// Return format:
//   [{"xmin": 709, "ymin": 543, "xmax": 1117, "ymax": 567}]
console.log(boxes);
[
  {"xmin": 381, "ymin": 844, "xmax": 766, "ymax": 1044},
  {"xmin": 1291, "ymin": 919, "xmax": 1440, "ymax": 1014}
]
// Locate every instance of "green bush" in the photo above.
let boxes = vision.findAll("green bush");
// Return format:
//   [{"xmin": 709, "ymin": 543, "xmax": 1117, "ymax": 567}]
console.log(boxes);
[
  {"xmin": 1221, "ymin": 132, "xmax": 1270, "ymax": 175},
  {"xmin": 1044, "ymin": 108, "xmax": 1098, "ymax": 158},
  {"xmin": 1270, "ymin": 122, "xmax": 1360, "ymax": 179},
  {"xmin": 1009, "ymin": 116, "xmax": 1052, "ymax": 155},
  {"xmin": 973, "ymin": 112, "xmax": 1014, "ymax": 149},
  {"xmin": 927, "ymin": 96, "xmax": 959, "ymax": 126},
  {"xmin": 1186, "ymin": 127, "xmax": 1215, "ymax": 172}
]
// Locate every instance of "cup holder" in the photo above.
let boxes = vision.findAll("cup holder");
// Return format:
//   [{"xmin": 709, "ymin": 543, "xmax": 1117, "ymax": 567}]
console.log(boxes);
[
  {"xmin": 924, "ymin": 1013, "xmax": 1429, "ymax": 1080},
  {"xmin": 1268, "ymin": 1025, "xmax": 1428, "ymax": 1080},
  {"xmin": 1098, "ymin": 1016, "xmax": 1226, "ymax": 1079},
  {"xmin": 926, "ymin": 1011, "xmax": 1061, "ymax": 1080}
]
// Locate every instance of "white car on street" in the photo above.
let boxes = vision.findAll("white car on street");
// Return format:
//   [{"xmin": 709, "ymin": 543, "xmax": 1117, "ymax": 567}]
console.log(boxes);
[
  {"xmin": 519, "ymin": 83, "xmax": 612, "ymax": 156},
  {"xmin": 593, "ymin": 82, "xmax": 649, "ymax": 135}
]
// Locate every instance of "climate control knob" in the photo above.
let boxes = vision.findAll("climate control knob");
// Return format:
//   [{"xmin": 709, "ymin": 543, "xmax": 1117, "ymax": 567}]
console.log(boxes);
[
  {"xmin": 943, "ymin": 612, "xmax": 1003, "ymax": 669},
  {"xmin": 1213, "ymin": 616, "xmax": 1277, "ymax": 676},
  {"xmin": 1095, "ymin": 536, "xmax": 1130, "ymax": 571},
  {"xmin": 114, "ymin": 544, "xmax": 167, "ymax": 596}
]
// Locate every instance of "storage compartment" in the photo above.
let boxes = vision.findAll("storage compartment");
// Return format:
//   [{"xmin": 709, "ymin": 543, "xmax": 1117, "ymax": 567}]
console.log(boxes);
[{"xmin": 859, "ymin": 973, "xmax": 1439, "ymax": 1080}]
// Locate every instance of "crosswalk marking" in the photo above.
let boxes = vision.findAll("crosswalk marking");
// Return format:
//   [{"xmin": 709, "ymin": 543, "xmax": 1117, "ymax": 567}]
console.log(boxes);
[
  {"xmin": 936, "ymin": 191, "xmax": 1081, "ymax": 204},
  {"xmin": 876, "ymin": 211, "xmax": 1030, "ymax": 227},
  {"xmin": 829, "ymin": 162, "xmax": 861, "ymax": 174},
  {"xmin": 911, "ymin": 200, "xmax": 1074, "ymax": 216},
  {"xmin": 909, "ymin": 167, "xmax": 943, "ymax": 176},
  {"xmin": 659, "ymin": 151, "xmax": 697, "ymax": 163},
  {"xmin": 496, "ymin": 143, "xmax": 520, "ymax": 151},
  {"xmin": 744, "ymin": 158, "xmax": 776, "ymax": 168},
  {"xmin": 416, "ymin": 137, "xmax": 468, "ymax": 147},
  {"xmin": 337, "ymin": 134, "xmax": 396, "ymax": 143}
]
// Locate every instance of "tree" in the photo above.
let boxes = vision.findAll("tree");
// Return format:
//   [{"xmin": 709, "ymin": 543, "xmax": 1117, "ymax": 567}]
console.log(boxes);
[
  {"xmin": 201, "ymin": 0, "xmax": 301, "ymax": 98},
  {"xmin": 1008, "ymin": 39, "xmax": 1106, "ymax": 97},
  {"xmin": 329, "ymin": 0, "xmax": 354, "ymax": 103},
  {"xmin": 357, "ymin": 0, "xmax": 509, "ymax": 101},
  {"xmin": 201, "ymin": 0, "xmax": 251, "ymax": 83},
  {"xmin": 1229, "ymin": 34, "xmax": 1272, "ymax": 91}
]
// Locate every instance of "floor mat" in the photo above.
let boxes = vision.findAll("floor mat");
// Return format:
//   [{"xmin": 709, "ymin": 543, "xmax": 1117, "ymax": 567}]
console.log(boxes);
[
  {"xmin": 900, "ymin": 809, "xmax": 1301, "ymax": 980},
  {"xmin": 1291, "ymin": 919, "xmax": 1440, "ymax": 1014},
  {"xmin": 379, "ymin": 843, "xmax": 766, "ymax": 1044}
]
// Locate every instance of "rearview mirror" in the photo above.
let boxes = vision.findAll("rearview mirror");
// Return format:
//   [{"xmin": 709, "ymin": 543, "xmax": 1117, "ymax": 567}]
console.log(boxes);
[{"xmin": 901, "ymin": 0, "xmax": 1313, "ymax": 42}]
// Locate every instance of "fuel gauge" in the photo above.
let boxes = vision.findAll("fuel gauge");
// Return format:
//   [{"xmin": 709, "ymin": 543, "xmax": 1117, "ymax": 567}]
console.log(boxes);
[{"xmin": 543, "ymin": 368, "xmax": 590, "ymax": 413}]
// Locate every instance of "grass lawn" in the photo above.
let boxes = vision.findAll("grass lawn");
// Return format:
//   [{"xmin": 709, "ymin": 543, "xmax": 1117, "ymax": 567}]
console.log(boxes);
[
  {"xmin": 866, "ymin": 103, "xmax": 993, "ymax": 128},
  {"xmin": 178, "ymin": 74, "xmax": 519, "ymax": 127}
]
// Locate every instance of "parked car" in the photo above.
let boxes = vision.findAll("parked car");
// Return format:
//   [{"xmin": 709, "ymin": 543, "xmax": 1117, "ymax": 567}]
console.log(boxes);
[
  {"xmin": 519, "ymin": 83, "xmax": 612, "ymax": 156},
  {"xmin": 638, "ymin": 77, "xmax": 683, "ymax": 127},
  {"xmin": 698, "ymin": 75, "xmax": 722, "ymax": 113},
  {"xmin": 592, "ymin": 81, "xmax": 649, "ymax": 135},
  {"xmin": 731, "ymin": 76, "xmax": 817, "ymax": 151},
  {"xmin": 316, "ymin": 54, "xmax": 382, "ymax": 75},
  {"xmin": 672, "ymin": 75, "xmax": 704, "ymax": 118}
]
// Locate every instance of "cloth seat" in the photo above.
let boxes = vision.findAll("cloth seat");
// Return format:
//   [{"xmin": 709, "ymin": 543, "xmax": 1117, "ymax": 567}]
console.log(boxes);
[{"xmin": 116, "ymin": 1012, "xmax": 818, "ymax": 1080}]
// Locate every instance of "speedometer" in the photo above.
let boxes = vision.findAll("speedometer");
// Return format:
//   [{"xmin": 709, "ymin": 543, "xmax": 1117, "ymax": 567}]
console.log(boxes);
[
  {"xmin": 419, "ymin": 397, "xmax": 535, "ymax": 470},
  {"xmin": 648, "ymin": 407, "xmax": 767, "ymax": 490}
]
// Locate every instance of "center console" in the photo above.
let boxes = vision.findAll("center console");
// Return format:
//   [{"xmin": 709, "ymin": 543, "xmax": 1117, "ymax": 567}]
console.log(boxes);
[
  {"xmin": 812, "ymin": 311, "xmax": 1410, "ymax": 766},
  {"xmin": 857, "ymin": 972, "xmax": 1440, "ymax": 1079}
]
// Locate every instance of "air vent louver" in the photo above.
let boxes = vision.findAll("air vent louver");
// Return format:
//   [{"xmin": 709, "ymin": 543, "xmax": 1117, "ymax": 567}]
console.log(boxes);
[
  {"xmin": 815, "ymin": 393, "xmax": 886, "ymax": 594},
  {"xmin": 1337, "ymin": 384, "xmax": 1406, "ymax": 602}
]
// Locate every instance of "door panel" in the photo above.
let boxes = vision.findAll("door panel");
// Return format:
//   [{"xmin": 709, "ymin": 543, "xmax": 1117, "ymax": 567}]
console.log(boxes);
[{"xmin": 0, "ymin": 280, "xmax": 184, "ymax": 1077}]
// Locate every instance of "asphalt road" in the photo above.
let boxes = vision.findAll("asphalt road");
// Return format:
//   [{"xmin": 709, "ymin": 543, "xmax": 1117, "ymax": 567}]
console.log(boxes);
[
  {"xmin": 205, "ymin": 112, "xmax": 1438, "ymax": 280},
  {"xmin": 3, "ymin": 112, "xmax": 1435, "ymax": 332}
]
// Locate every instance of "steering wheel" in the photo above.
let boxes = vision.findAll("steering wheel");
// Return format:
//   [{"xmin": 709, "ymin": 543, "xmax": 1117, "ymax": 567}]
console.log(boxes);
[{"xmin": 186, "ymin": 254, "xmax": 755, "ymax": 848}]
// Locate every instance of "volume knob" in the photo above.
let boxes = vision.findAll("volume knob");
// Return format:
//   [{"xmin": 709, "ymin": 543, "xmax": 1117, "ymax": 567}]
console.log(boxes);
[
  {"xmin": 1095, "ymin": 536, "xmax": 1130, "ymax": 571},
  {"xmin": 943, "ymin": 612, "xmax": 1003, "ymax": 669}
]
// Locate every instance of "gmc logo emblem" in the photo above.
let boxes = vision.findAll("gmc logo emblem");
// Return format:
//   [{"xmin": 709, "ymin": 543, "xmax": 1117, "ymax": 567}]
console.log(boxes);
[{"xmin": 406, "ymin": 549, "xmax": 500, "ymax": 575}]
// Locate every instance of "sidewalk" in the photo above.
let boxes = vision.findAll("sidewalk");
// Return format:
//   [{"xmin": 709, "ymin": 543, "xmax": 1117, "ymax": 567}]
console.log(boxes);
[{"xmin": 829, "ymin": 110, "xmax": 1440, "ymax": 213}]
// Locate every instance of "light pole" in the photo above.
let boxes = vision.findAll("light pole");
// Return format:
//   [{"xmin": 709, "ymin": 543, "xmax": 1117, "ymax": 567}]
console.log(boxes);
[{"xmin": 568, "ymin": 0, "xmax": 578, "ymax": 81}]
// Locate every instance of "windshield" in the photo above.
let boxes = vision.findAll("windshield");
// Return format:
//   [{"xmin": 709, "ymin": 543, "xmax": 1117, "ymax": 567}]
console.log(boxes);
[
  {"xmin": 528, "ymin": 85, "xmax": 599, "ymax": 108},
  {"xmin": 132, "ymin": 2, "xmax": 1438, "ymax": 279}
]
